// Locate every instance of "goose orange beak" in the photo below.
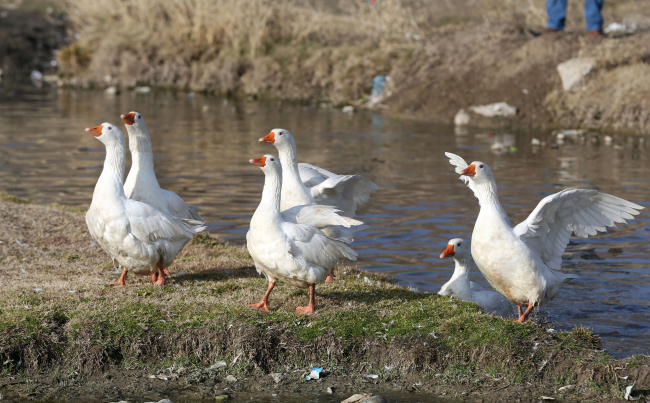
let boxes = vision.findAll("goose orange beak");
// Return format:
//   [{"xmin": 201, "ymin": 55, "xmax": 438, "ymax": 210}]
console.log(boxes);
[
  {"xmin": 250, "ymin": 156, "xmax": 267, "ymax": 167},
  {"xmin": 460, "ymin": 164, "xmax": 476, "ymax": 177},
  {"xmin": 259, "ymin": 132, "xmax": 275, "ymax": 144},
  {"xmin": 121, "ymin": 113, "xmax": 135, "ymax": 125},
  {"xmin": 86, "ymin": 125, "xmax": 103, "ymax": 137},
  {"xmin": 440, "ymin": 244, "xmax": 455, "ymax": 258}
]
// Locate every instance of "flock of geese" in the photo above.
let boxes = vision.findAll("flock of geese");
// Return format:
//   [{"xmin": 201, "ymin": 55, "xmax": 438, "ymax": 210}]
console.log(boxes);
[{"xmin": 85, "ymin": 113, "xmax": 643, "ymax": 322}]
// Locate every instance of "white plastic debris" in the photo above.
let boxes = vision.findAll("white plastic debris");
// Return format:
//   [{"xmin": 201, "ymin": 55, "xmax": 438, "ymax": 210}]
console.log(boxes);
[
  {"xmin": 625, "ymin": 381, "xmax": 637, "ymax": 401},
  {"xmin": 531, "ymin": 138, "xmax": 541, "ymax": 146},
  {"xmin": 604, "ymin": 135, "xmax": 613, "ymax": 145},
  {"xmin": 306, "ymin": 367, "xmax": 323, "ymax": 380},
  {"xmin": 16, "ymin": 240, "xmax": 29, "ymax": 247},
  {"xmin": 558, "ymin": 385, "xmax": 575, "ymax": 392},
  {"xmin": 32, "ymin": 288, "xmax": 44, "ymax": 292},
  {"xmin": 490, "ymin": 142, "xmax": 504, "ymax": 151},
  {"xmin": 557, "ymin": 58, "xmax": 596, "ymax": 91},
  {"xmin": 363, "ymin": 374, "xmax": 379, "ymax": 379},
  {"xmin": 469, "ymin": 102, "xmax": 517, "ymax": 118},
  {"xmin": 105, "ymin": 86, "xmax": 119, "ymax": 95},
  {"xmin": 69, "ymin": 290, "xmax": 78, "ymax": 294},
  {"xmin": 209, "ymin": 361, "xmax": 227, "ymax": 370},
  {"xmin": 604, "ymin": 22, "xmax": 636, "ymax": 33},
  {"xmin": 546, "ymin": 328, "xmax": 556, "ymax": 333},
  {"xmin": 135, "ymin": 86, "xmax": 151, "ymax": 94},
  {"xmin": 90, "ymin": 241, "xmax": 99, "ymax": 247},
  {"xmin": 540, "ymin": 397, "xmax": 555, "ymax": 400},
  {"xmin": 30, "ymin": 70, "xmax": 43, "ymax": 82},
  {"xmin": 454, "ymin": 109, "xmax": 470, "ymax": 126},
  {"xmin": 342, "ymin": 105, "xmax": 354, "ymax": 114}
]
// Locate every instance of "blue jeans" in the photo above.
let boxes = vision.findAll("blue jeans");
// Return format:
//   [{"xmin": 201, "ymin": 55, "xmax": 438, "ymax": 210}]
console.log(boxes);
[{"xmin": 547, "ymin": 0, "xmax": 604, "ymax": 31}]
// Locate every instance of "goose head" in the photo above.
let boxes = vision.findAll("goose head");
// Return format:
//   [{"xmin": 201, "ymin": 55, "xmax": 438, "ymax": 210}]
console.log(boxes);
[
  {"xmin": 259, "ymin": 128, "xmax": 295, "ymax": 150},
  {"xmin": 440, "ymin": 238, "xmax": 470, "ymax": 259},
  {"xmin": 250, "ymin": 154, "xmax": 282, "ymax": 175},
  {"xmin": 460, "ymin": 161, "xmax": 494, "ymax": 184},
  {"xmin": 120, "ymin": 111, "xmax": 148, "ymax": 134},
  {"xmin": 86, "ymin": 122, "xmax": 125, "ymax": 147}
]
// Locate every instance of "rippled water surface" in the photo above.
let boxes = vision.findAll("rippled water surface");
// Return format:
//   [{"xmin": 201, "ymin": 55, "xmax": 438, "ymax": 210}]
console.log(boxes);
[{"xmin": 1, "ymin": 84, "xmax": 649, "ymax": 357}]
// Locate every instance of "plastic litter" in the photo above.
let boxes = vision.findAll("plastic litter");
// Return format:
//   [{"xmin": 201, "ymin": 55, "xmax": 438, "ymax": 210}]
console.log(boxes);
[
  {"xmin": 209, "ymin": 361, "xmax": 227, "ymax": 370},
  {"xmin": 371, "ymin": 76, "xmax": 387, "ymax": 98},
  {"xmin": 16, "ymin": 240, "xmax": 29, "ymax": 247},
  {"xmin": 604, "ymin": 22, "xmax": 636, "ymax": 33},
  {"xmin": 625, "ymin": 381, "xmax": 638, "ymax": 401},
  {"xmin": 558, "ymin": 385, "xmax": 574, "ymax": 392},
  {"xmin": 342, "ymin": 105, "xmax": 354, "ymax": 114},
  {"xmin": 306, "ymin": 367, "xmax": 323, "ymax": 380},
  {"xmin": 469, "ymin": 102, "xmax": 516, "ymax": 118},
  {"xmin": 135, "ymin": 86, "xmax": 151, "ymax": 94},
  {"xmin": 363, "ymin": 374, "xmax": 378, "ymax": 379},
  {"xmin": 32, "ymin": 288, "xmax": 44, "ymax": 292}
]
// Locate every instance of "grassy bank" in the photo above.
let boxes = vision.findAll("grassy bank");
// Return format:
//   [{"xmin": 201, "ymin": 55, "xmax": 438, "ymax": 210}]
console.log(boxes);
[
  {"xmin": 48, "ymin": 0, "xmax": 650, "ymax": 133},
  {"xmin": 0, "ymin": 196, "xmax": 649, "ymax": 401}
]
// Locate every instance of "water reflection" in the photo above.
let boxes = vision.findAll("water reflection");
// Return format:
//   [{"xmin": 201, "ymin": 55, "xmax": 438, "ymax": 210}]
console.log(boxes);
[{"xmin": 0, "ymin": 84, "xmax": 648, "ymax": 357}]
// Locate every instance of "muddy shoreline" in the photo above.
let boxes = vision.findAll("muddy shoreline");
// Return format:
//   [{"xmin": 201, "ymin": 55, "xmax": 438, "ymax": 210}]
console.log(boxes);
[{"xmin": 0, "ymin": 197, "xmax": 649, "ymax": 402}]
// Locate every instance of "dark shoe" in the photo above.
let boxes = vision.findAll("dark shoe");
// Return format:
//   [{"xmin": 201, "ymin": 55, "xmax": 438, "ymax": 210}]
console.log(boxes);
[{"xmin": 586, "ymin": 29, "xmax": 605, "ymax": 38}]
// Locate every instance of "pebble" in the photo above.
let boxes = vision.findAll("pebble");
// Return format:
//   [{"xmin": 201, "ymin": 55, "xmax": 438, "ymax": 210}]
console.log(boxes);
[
  {"xmin": 454, "ymin": 109, "xmax": 470, "ymax": 126},
  {"xmin": 225, "ymin": 375, "xmax": 237, "ymax": 382},
  {"xmin": 270, "ymin": 373, "xmax": 284, "ymax": 383}
]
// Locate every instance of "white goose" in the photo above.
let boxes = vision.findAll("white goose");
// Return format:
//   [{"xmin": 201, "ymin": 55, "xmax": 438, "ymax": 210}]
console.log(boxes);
[
  {"xmin": 246, "ymin": 154, "xmax": 362, "ymax": 314},
  {"xmin": 85, "ymin": 123, "xmax": 205, "ymax": 286},
  {"xmin": 121, "ymin": 111, "xmax": 204, "ymax": 222},
  {"xmin": 446, "ymin": 152, "xmax": 643, "ymax": 322},
  {"xmin": 439, "ymin": 238, "xmax": 515, "ymax": 319},
  {"xmin": 259, "ymin": 128, "xmax": 380, "ymax": 217}
]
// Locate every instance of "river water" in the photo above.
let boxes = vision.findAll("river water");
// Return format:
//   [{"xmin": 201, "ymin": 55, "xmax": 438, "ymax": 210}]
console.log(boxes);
[{"xmin": 1, "ymin": 84, "xmax": 649, "ymax": 359}]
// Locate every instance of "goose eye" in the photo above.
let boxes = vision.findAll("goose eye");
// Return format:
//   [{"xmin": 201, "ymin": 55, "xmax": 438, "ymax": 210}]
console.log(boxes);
[
  {"xmin": 479, "ymin": 164, "xmax": 484, "ymax": 168},
  {"xmin": 270, "ymin": 158, "xmax": 275, "ymax": 161},
  {"xmin": 108, "ymin": 126, "xmax": 112, "ymax": 130},
  {"xmin": 137, "ymin": 115, "xmax": 141, "ymax": 119},
  {"xmin": 457, "ymin": 243, "xmax": 461, "ymax": 247},
  {"xmin": 279, "ymin": 131, "xmax": 283, "ymax": 135}
]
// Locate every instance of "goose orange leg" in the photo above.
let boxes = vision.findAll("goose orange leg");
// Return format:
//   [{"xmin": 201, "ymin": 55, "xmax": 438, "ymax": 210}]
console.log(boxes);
[
  {"xmin": 248, "ymin": 281, "xmax": 275, "ymax": 312},
  {"xmin": 516, "ymin": 303, "xmax": 534, "ymax": 323},
  {"xmin": 110, "ymin": 267, "xmax": 128, "ymax": 286},
  {"xmin": 150, "ymin": 268, "xmax": 170, "ymax": 283},
  {"xmin": 517, "ymin": 305, "xmax": 524, "ymax": 320},
  {"xmin": 296, "ymin": 284, "xmax": 316, "ymax": 315},
  {"xmin": 154, "ymin": 260, "xmax": 166, "ymax": 286},
  {"xmin": 326, "ymin": 268, "xmax": 336, "ymax": 282}
]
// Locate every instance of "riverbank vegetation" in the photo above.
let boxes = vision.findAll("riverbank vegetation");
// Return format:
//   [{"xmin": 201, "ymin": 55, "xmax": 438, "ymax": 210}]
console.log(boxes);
[
  {"xmin": 0, "ymin": 196, "xmax": 648, "ymax": 401},
  {"xmin": 47, "ymin": 0, "xmax": 650, "ymax": 133}
]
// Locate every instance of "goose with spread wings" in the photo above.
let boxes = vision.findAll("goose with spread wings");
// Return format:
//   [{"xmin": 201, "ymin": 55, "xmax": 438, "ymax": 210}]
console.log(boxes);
[{"xmin": 445, "ymin": 152, "xmax": 643, "ymax": 322}]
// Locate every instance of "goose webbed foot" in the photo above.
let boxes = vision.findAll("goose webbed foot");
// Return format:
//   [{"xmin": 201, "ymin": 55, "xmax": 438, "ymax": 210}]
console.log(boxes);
[
  {"xmin": 325, "ymin": 268, "xmax": 336, "ymax": 282},
  {"xmin": 516, "ymin": 303, "xmax": 534, "ymax": 323},
  {"xmin": 296, "ymin": 284, "xmax": 316, "ymax": 315},
  {"xmin": 248, "ymin": 281, "xmax": 275, "ymax": 312},
  {"xmin": 110, "ymin": 267, "xmax": 128, "ymax": 286}
]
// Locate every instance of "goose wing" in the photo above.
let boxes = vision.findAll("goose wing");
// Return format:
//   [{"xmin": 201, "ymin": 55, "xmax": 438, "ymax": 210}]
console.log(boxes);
[{"xmin": 513, "ymin": 189, "xmax": 642, "ymax": 271}]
